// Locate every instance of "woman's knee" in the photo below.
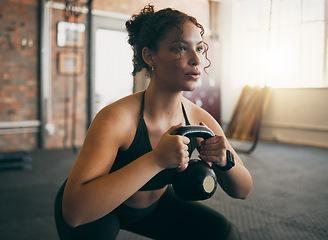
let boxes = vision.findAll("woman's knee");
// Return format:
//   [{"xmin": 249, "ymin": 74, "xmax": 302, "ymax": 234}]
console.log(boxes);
[{"xmin": 224, "ymin": 223, "xmax": 240, "ymax": 240}]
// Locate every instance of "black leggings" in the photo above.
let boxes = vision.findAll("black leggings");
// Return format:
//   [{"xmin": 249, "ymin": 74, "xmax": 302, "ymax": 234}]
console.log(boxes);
[{"xmin": 55, "ymin": 182, "xmax": 233, "ymax": 240}]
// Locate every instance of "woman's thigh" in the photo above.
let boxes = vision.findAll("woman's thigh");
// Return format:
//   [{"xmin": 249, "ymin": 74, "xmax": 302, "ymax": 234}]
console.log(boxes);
[{"xmin": 125, "ymin": 186, "xmax": 231, "ymax": 240}]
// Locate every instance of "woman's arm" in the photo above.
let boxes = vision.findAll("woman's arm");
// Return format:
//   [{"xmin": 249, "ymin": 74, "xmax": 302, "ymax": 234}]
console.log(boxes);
[
  {"xmin": 62, "ymin": 104, "xmax": 159, "ymax": 227},
  {"xmin": 62, "ymin": 100, "xmax": 190, "ymax": 228},
  {"xmin": 188, "ymin": 103, "xmax": 253, "ymax": 199}
]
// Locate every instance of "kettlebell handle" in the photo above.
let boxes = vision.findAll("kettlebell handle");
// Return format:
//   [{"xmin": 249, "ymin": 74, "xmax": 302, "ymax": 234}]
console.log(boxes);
[{"xmin": 172, "ymin": 126, "xmax": 215, "ymax": 139}]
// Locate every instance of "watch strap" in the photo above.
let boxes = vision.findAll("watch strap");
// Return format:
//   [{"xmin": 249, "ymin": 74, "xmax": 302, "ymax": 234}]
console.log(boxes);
[{"xmin": 215, "ymin": 150, "xmax": 235, "ymax": 171}]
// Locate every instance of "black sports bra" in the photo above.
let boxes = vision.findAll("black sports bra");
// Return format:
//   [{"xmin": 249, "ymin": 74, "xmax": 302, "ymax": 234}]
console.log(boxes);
[{"xmin": 109, "ymin": 91, "xmax": 198, "ymax": 191}]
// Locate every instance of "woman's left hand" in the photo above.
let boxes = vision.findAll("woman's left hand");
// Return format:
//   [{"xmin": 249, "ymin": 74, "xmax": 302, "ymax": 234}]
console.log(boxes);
[{"xmin": 198, "ymin": 122, "xmax": 228, "ymax": 168}]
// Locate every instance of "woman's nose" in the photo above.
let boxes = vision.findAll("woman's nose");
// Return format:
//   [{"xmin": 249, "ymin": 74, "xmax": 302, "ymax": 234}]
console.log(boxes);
[{"xmin": 189, "ymin": 50, "xmax": 201, "ymax": 66}]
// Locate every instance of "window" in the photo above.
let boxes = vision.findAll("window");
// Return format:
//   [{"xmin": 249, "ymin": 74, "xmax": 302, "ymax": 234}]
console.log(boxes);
[{"xmin": 231, "ymin": 0, "xmax": 327, "ymax": 88}]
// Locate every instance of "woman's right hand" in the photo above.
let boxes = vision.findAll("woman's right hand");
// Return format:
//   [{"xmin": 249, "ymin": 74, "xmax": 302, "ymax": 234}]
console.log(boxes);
[{"xmin": 152, "ymin": 123, "xmax": 190, "ymax": 170}]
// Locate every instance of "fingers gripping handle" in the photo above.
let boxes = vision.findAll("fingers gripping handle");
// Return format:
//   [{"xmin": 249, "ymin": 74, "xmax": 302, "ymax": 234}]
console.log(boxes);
[{"xmin": 172, "ymin": 126, "xmax": 214, "ymax": 171}]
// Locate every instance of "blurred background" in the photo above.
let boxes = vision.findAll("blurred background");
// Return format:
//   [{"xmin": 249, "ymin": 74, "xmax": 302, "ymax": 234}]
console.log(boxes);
[
  {"xmin": 0, "ymin": 0, "xmax": 327, "ymax": 239},
  {"xmin": 1, "ymin": 0, "xmax": 327, "ymax": 151}
]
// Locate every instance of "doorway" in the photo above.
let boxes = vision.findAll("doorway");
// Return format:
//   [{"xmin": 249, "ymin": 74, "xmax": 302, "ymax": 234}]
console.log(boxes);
[{"xmin": 92, "ymin": 14, "xmax": 133, "ymax": 118}]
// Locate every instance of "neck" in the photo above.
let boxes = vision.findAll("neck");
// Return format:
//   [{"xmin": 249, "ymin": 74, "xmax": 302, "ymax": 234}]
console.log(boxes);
[{"xmin": 144, "ymin": 81, "xmax": 184, "ymax": 123}]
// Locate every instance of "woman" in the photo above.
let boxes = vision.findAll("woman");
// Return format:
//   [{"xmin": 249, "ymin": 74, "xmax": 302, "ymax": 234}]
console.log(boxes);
[{"xmin": 55, "ymin": 4, "xmax": 252, "ymax": 240}]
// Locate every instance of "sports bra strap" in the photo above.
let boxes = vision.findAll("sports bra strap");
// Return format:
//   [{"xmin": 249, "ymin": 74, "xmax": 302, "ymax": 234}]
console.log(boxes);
[
  {"xmin": 140, "ymin": 91, "xmax": 146, "ymax": 119},
  {"xmin": 181, "ymin": 103, "xmax": 190, "ymax": 125}
]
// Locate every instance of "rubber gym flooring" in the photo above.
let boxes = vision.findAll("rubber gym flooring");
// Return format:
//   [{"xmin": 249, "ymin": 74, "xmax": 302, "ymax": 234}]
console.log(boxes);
[{"xmin": 0, "ymin": 141, "xmax": 327, "ymax": 240}]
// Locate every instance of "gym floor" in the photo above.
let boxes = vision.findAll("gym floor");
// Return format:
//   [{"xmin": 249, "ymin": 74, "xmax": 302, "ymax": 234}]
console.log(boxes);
[{"xmin": 0, "ymin": 141, "xmax": 327, "ymax": 240}]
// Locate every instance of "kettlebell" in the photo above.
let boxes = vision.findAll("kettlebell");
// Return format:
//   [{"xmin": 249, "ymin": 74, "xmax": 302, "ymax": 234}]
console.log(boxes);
[{"xmin": 171, "ymin": 126, "xmax": 218, "ymax": 201}]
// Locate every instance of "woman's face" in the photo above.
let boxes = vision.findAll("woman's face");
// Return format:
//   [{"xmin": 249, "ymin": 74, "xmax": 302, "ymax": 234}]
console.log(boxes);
[{"xmin": 151, "ymin": 21, "xmax": 205, "ymax": 92}]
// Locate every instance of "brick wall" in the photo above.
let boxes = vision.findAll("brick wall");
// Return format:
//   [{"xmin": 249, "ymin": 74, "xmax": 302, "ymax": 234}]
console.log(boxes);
[
  {"xmin": 0, "ymin": 0, "xmax": 39, "ymax": 151},
  {"xmin": 46, "ymin": 8, "xmax": 87, "ymax": 149}
]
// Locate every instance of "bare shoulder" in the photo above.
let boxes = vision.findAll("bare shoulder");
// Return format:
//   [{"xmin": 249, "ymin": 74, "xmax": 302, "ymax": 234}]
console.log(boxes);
[
  {"xmin": 87, "ymin": 91, "xmax": 144, "ymax": 150},
  {"xmin": 181, "ymin": 96, "xmax": 215, "ymax": 124},
  {"xmin": 97, "ymin": 92, "xmax": 142, "ymax": 124}
]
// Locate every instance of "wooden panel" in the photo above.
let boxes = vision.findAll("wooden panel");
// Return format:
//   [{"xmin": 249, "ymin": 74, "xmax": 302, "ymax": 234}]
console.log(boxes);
[{"xmin": 226, "ymin": 86, "xmax": 271, "ymax": 141}]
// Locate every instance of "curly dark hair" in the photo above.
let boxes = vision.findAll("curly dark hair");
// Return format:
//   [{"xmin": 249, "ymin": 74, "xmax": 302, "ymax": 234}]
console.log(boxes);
[{"xmin": 125, "ymin": 4, "xmax": 210, "ymax": 76}]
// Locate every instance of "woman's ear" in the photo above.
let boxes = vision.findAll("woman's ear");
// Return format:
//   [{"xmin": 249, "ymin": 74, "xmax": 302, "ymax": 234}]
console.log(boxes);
[{"xmin": 142, "ymin": 47, "xmax": 155, "ymax": 69}]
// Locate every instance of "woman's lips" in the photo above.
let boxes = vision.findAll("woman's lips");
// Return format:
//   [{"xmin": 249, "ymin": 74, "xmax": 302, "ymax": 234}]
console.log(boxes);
[{"xmin": 185, "ymin": 70, "xmax": 200, "ymax": 80}]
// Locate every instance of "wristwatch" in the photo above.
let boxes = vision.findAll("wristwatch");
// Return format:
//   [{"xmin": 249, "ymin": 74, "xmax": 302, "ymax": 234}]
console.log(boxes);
[{"xmin": 215, "ymin": 150, "xmax": 235, "ymax": 171}]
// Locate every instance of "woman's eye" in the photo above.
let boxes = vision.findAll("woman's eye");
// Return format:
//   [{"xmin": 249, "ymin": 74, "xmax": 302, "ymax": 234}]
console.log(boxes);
[
  {"xmin": 197, "ymin": 46, "xmax": 204, "ymax": 52},
  {"xmin": 178, "ymin": 45, "xmax": 187, "ymax": 51}
]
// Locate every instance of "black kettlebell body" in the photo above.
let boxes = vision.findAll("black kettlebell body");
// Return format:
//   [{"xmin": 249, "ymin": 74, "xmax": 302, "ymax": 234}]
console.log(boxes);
[
  {"xmin": 172, "ymin": 159, "xmax": 217, "ymax": 201},
  {"xmin": 171, "ymin": 126, "xmax": 218, "ymax": 201}
]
